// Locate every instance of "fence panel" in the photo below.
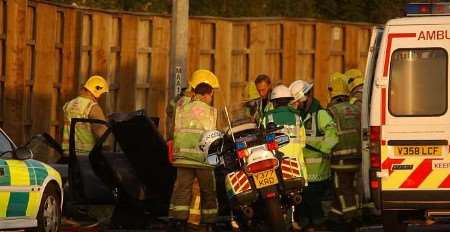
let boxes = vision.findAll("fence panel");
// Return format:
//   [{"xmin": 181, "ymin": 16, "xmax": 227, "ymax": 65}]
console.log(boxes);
[{"xmin": 0, "ymin": 0, "xmax": 373, "ymax": 146}]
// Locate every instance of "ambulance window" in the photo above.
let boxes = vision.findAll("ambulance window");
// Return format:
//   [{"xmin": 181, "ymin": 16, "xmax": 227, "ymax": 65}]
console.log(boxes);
[{"xmin": 389, "ymin": 48, "xmax": 447, "ymax": 116}]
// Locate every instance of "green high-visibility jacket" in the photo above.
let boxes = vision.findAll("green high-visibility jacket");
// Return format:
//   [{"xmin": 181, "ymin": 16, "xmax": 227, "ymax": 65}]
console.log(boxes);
[
  {"xmin": 327, "ymin": 101, "xmax": 361, "ymax": 162},
  {"xmin": 173, "ymin": 100, "xmax": 218, "ymax": 169},
  {"xmin": 263, "ymin": 106, "xmax": 308, "ymax": 180},
  {"xmin": 301, "ymin": 99, "xmax": 339, "ymax": 182},
  {"xmin": 62, "ymin": 96, "xmax": 97, "ymax": 154}
]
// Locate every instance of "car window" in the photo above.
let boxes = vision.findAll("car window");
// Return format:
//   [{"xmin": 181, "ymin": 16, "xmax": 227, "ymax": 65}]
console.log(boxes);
[
  {"xmin": 389, "ymin": 48, "xmax": 448, "ymax": 116},
  {"xmin": 0, "ymin": 131, "xmax": 13, "ymax": 154}
]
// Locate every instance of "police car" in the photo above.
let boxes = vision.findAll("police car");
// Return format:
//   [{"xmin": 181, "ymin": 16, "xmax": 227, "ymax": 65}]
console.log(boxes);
[
  {"xmin": 0, "ymin": 128, "xmax": 62, "ymax": 231},
  {"xmin": 362, "ymin": 3, "xmax": 450, "ymax": 231}
]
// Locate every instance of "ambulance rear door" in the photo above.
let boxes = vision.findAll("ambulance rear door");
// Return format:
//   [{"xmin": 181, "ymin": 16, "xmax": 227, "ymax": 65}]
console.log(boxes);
[
  {"xmin": 377, "ymin": 21, "xmax": 450, "ymax": 210},
  {"xmin": 362, "ymin": 26, "xmax": 384, "ymax": 201}
]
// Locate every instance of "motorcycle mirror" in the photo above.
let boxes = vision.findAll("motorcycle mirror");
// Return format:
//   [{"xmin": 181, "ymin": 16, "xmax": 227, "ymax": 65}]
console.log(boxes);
[
  {"xmin": 265, "ymin": 122, "xmax": 284, "ymax": 134},
  {"xmin": 206, "ymin": 153, "xmax": 221, "ymax": 166},
  {"xmin": 275, "ymin": 134, "xmax": 290, "ymax": 147}
]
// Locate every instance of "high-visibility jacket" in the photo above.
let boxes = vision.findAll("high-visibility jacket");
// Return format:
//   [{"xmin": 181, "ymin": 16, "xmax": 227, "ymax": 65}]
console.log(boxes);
[
  {"xmin": 301, "ymin": 99, "xmax": 339, "ymax": 182},
  {"xmin": 62, "ymin": 96, "xmax": 97, "ymax": 154},
  {"xmin": 173, "ymin": 100, "xmax": 217, "ymax": 169},
  {"xmin": 328, "ymin": 101, "xmax": 361, "ymax": 167},
  {"xmin": 255, "ymin": 97, "xmax": 273, "ymax": 125},
  {"xmin": 263, "ymin": 106, "xmax": 308, "ymax": 179},
  {"xmin": 167, "ymin": 95, "xmax": 192, "ymax": 139}
]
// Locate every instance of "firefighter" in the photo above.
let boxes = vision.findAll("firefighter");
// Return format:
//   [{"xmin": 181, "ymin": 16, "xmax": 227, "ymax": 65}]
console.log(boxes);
[
  {"xmin": 168, "ymin": 69, "xmax": 220, "ymax": 232},
  {"xmin": 344, "ymin": 69, "xmax": 364, "ymax": 108},
  {"xmin": 289, "ymin": 80, "xmax": 339, "ymax": 231},
  {"xmin": 328, "ymin": 73, "xmax": 361, "ymax": 219},
  {"xmin": 62, "ymin": 75, "xmax": 109, "ymax": 156},
  {"xmin": 327, "ymin": 73, "xmax": 362, "ymax": 222},
  {"xmin": 254, "ymin": 74, "xmax": 273, "ymax": 124}
]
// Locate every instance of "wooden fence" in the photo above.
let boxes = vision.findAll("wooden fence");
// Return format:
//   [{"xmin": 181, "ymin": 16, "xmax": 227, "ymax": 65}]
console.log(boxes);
[{"xmin": 0, "ymin": 0, "xmax": 374, "ymax": 145}]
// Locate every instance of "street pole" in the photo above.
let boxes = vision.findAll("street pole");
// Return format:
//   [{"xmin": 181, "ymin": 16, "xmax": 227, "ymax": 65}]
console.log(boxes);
[
  {"xmin": 167, "ymin": 0, "xmax": 189, "ymax": 138},
  {"xmin": 169, "ymin": 0, "xmax": 189, "ymax": 99}
]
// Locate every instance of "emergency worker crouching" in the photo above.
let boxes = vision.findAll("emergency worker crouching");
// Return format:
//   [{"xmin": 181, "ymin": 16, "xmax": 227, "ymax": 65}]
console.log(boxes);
[
  {"xmin": 262, "ymin": 84, "xmax": 308, "ymax": 180},
  {"xmin": 168, "ymin": 69, "xmax": 220, "ymax": 232},
  {"xmin": 327, "ymin": 73, "xmax": 362, "ymax": 221},
  {"xmin": 62, "ymin": 75, "xmax": 109, "ymax": 156},
  {"xmin": 263, "ymin": 85, "xmax": 308, "ymax": 231},
  {"xmin": 289, "ymin": 80, "xmax": 339, "ymax": 230}
]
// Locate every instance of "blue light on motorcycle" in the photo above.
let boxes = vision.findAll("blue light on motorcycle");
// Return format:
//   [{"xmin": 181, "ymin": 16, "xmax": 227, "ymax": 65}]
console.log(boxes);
[
  {"xmin": 265, "ymin": 134, "xmax": 275, "ymax": 142},
  {"xmin": 235, "ymin": 142, "xmax": 247, "ymax": 150}
]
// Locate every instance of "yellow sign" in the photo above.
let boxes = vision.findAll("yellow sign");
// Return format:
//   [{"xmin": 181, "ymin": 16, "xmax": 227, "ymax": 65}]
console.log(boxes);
[
  {"xmin": 394, "ymin": 146, "xmax": 442, "ymax": 156},
  {"xmin": 253, "ymin": 169, "xmax": 278, "ymax": 189}
]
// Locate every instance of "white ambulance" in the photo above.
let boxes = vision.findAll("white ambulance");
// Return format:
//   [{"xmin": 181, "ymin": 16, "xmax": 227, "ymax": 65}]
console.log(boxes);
[{"xmin": 362, "ymin": 3, "xmax": 450, "ymax": 231}]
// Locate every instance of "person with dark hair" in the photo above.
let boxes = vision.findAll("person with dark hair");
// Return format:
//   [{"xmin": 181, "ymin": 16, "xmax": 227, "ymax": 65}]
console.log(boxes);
[
  {"xmin": 168, "ymin": 70, "xmax": 220, "ymax": 232},
  {"xmin": 254, "ymin": 74, "xmax": 273, "ymax": 124}
]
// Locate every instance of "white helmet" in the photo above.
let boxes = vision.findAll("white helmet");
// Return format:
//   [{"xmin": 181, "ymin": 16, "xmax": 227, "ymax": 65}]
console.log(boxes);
[
  {"xmin": 289, "ymin": 80, "xmax": 313, "ymax": 103},
  {"xmin": 270, "ymin": 85, "xmax": 292, "ymax": 101},
  {"xmin": 199, "ymin": 130, "xmax": 224, "ymax": 154}
]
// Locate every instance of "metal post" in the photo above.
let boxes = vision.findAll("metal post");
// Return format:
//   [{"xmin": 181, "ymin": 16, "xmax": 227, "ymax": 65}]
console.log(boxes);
[
  {"xmin": 169, "ymin": 0, "xmax": 189, "ymax": 99},
  {"xmin": 167, "ymin": 0, "xmax": 189, "ymax": 139}
]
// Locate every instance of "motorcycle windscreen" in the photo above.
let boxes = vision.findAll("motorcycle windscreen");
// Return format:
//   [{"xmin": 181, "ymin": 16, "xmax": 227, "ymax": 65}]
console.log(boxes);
[{"xmin": 108, "ymin": 110, "xmax": 176, "ymax": 208}]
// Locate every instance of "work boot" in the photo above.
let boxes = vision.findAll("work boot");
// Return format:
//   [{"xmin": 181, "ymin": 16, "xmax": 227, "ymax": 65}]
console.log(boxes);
[{"xmin": 167, "ymin": 219, "xmax": 187, "ymax": 232}]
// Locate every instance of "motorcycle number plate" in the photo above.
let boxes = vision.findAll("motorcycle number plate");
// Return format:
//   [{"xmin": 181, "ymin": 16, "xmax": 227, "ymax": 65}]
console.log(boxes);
[{"xmin": 253, "ymin": 169, "xmax": 278, "ymax": 189}]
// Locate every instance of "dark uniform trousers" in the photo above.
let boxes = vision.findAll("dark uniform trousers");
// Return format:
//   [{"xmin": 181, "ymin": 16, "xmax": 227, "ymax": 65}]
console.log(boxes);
[
  {"xmin": 330, "ymin": 158, "xmax": 361, "ymax": 219},
  {"xmin": 169, "ymin": 167, "xmax": 218, "ymax": 223}
]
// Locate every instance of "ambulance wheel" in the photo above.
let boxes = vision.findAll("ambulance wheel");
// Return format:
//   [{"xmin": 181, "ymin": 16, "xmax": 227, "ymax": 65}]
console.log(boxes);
[
  {"xmin": 382, "ymin": 210, "xmax": 407, "ymax": 232},
  {"xmin": 30, "ymin": 184, "xmax": 61, "ymax": 232}
]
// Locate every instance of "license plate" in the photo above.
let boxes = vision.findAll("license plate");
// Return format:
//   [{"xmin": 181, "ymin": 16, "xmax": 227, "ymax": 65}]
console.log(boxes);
[
  {"xmin": 394, "ymin": 146, "xmax": 443, "ymax": 156},
  {"xmin": 253, "ymin": 169, "xmax": 278, "ymax": 189}
]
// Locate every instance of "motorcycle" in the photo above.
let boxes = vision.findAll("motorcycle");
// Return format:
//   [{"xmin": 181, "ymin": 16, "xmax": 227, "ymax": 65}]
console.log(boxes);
[{"xmin": 209, "ymin": 102, "xmax": 306, "ymax": 231}]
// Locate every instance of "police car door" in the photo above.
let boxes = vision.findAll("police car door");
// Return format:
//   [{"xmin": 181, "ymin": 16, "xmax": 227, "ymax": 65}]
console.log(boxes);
[{"xmin": 380, "ymin": 22, "xmax": 450, "ymax": 196}]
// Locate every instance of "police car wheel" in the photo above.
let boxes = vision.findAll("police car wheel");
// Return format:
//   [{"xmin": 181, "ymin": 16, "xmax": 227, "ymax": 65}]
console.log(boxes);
[{"xmin": 36, "ymin": 184, "xmax": 61, "ymax": 232}]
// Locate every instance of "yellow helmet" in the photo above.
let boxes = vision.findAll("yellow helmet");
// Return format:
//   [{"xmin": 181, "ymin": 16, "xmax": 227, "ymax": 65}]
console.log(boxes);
[
  {"xmin": 84, "ymin": 75, "xmax": 109, "ymax": 98},
  {"xmin": 328, "ymin": 72, "xmax": 349, "ymax": 98},
  {"xmin": 189, "ymin": 69, "xmax": 220, "ymax": 89},
  {"xmin": 344, "ymin": 69, "xmax": 364, "ymax": 92},
  {"xmin": 243, "ymin": 81, "xmax": 260, "ymax": 101}
]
